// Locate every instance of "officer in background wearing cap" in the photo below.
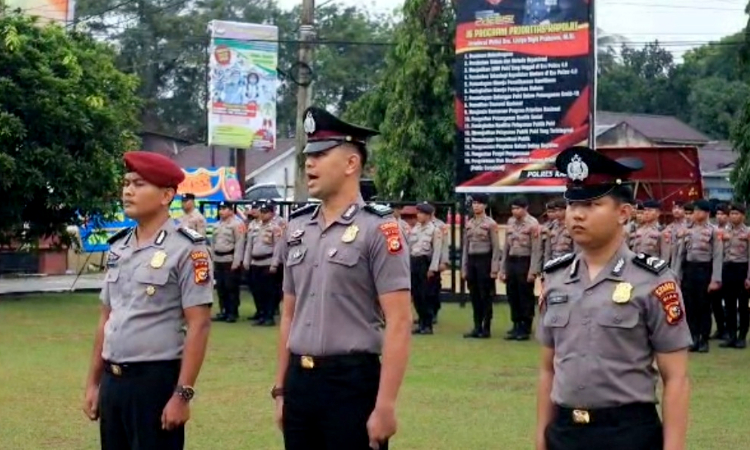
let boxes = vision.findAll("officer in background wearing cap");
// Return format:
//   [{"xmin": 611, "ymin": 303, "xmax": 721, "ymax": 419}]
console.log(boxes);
[
  {"xmin": 462, "ymin": 194, "xmax": 500, "ymax": 338},
  {"xmin": 709, "ymin": 202, "xmax": 731, "ymax": 341},
  {"xmin": 244, "ymin": 199, "xmax": 284, "ymax": 326},
  {"xmin": 178, "ymin": 193, "xmax": 207, "ymax": 237},
  {"xmin": 268, "ymin": 204, "xmax": 287, "ymax": 318},
  {"xmin": 661, "ymin": 201, "xmax": 688, "ymax": 269},
  {"xmin": 717, "ymin": 203, "xmax": 750, "ymax": 349},
  {"xmin": 244, "ymin": 201, "xmax": 264, "ymax": 321},
  {"xmin": 429, "ymin": 204, "xmax": 450, "ymax": 324},
  {"xmin": 536, "ymin": 146, "xmax": 691, "ymax": 450},
  {"xmin": 538, "ymin": 201, "xmax": 557, "ymax": 271},
  {"xmin": 82, "ymin": 151, "xmax": 213, "ymax": 450},
  {"xmin": 500, "ymin": 196, "xmax": 541, "ymax": 341},
  {"xmin": 210, "ymin": 202, "xmax": 245, "ymax": 323},
  {"xmin": 673, "ymin": 199, "xmax": 723, "ymax": 353},
  {"xmin": 272, "ymin": 107, "xmax": 411, "ymax": 450},
  {"xmin": 628, "ymin": 199, "xmax": 663, "ymax": 257},
  {"xmin": 408, "ymin": 202, "xmax": 443, "ymax": 334},
  {"xmin": 543, "ymin": 199, "xmax": 575, "ymax": 267}
]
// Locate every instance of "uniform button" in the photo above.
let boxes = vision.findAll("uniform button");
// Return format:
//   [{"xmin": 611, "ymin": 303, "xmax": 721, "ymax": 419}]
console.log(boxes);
[
  {"xmin": 305, "ymin": 321, "xmax": 311, "ymax": 326},
  {"xmin": 585, "ymin": 290, "xmax": 593, "ymax": 296},
  {"xmin": 313, "ymin": 262, "xmax": 319, "ymax": 267},
  {"xmin": 577, "ymin": 385, "xmax": 585, "ymax": 390},
  {"xmin": 311, "ymin": 292, "xmax": 316, "ymax": 297},
  {"xmin": 551, "ymin": 316, "xmax": 558, "ymax": 323},
  {"xmin": 614, "ymin": 316, "xmax": 622, "ymax": 324},
  {"xmin": 321, "ymin": 233, "xmax": 327, "ymax": 238}
]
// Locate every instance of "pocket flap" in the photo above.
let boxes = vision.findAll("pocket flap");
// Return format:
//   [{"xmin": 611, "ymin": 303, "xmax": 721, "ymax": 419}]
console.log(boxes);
[
  {"xmin": 105, "ymin": 269, "xmax": 120, "ymax": 283},
  {"xmin": 328, "ymin": 248, "xmax": 359, "ymax": 267},
  {"xmin": 287, "ymin": 247, "xmax": 307, "ymax": 267},
  {"xmin": 596, "ymin": 307, "xmax": 639, "ymax": 329},
  {"xmin": 133, "ymin": 268, "xmax": 170, "ymax": 286},
  {"xmin": 543, "ymin": 306, "xmax": 571, "ymax": 328}
]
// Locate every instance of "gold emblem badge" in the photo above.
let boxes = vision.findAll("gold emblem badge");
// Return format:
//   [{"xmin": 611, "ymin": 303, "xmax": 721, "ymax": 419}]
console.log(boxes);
[
  {"xmin": 612, "ymin": 282, "xmax": 633, "ymax": 304},
  {"xmin": 572, "ymin": 409, "xmax": 590, "ymax": 424},
  {"xmin": 150, "ymin": 251, "xmax": 167, "ymax": 269},
  {"xmin": 341, "ymin": 225, "xmax": 359, "ymax": 243},
  {"xmin": 146, "ymin": 286, "xmax": 156, "ymax": 296},
  {"xmin": 300, "ymin": 356, "xmax": 315, "ymax": 369},
  {"xmin": 111, "ymin": 364, "xmax": 122, "ymax": 376}
]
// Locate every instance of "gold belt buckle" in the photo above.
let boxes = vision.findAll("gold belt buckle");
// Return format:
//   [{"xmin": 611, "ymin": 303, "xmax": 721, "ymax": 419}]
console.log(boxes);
[
  {"xmin": 110, "ymin": 364, "xmax": 122, "ymax": 376},
  {"xmin": 572, "ymin": 409, "xmax": 590, "ymax": 424},
  {"xmin": 300, "ymin": 356, "xmax": 315, "ymax": 369}
]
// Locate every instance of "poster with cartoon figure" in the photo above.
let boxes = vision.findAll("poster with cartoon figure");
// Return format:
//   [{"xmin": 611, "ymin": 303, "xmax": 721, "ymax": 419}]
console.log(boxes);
[{"xmin": 208, "ymin": 20, "xmax": 278, "ymax": 150}]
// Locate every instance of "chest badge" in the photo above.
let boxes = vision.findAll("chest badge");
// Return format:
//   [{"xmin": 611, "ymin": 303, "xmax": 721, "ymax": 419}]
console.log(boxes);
[
  {"xmin": 150, "ymin": 251, "xmax": 167, "ymax": 269},
  {"xmin": 342, "ymin": 225, "xmax": 359, "ymax": 243},
  {"xmin": 146, "ymin": 286, "xmax": 156, "ymax": 296},
  {"xmin": 328, "ymin": 248, "xmax": 338, "ymax": 257},
  {"xmin": 612, "ymin": 282, "xmax": 633, "ymax": 304}
]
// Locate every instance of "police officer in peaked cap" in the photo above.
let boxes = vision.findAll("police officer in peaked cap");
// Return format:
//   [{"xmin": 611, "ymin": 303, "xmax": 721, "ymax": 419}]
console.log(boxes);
[
  {"xmin": 272, "ymin": 107, "xmax": 412, "ymax": 449},
  {"xmin": 83, "ymin": 151, "xmax": 214, "ymax": 450},
  {"xmin": 536, "ymin": 146, "xmax": 691, "ymax": 450}
]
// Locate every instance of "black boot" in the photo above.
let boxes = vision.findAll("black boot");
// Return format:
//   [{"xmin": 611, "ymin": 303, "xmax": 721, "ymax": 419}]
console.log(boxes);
[
  {"xmin": 515, "ymin": 320, "xmax": 531, "ymax": 341},
  {"xmin": 504, "ymin": 323, "xmax": 518, "ymax": 340},
  {"xmin": 211, "ymin": 312, "xmax": 227, "ymax": 322},
  {"xmin": 479, "ymin": 320, "xmax": 492, "ymax": 338},
  {"xmin": 464, "ymin": 322, "xmax": 483, "ymax": 338},
  {"xmin": 719, "ymin": 333, "xmax": 738, "ymax": 348},
  {"xmin": 736, "ymin": 338, "xmax": 747, "ymax": 349},
  {"xmin": 688, "ymin": 335, "xmax": 699, "ymax": 352},
  {"xmin": 698, "ymin": 336, "xmax": 710, "ymax": 353}
]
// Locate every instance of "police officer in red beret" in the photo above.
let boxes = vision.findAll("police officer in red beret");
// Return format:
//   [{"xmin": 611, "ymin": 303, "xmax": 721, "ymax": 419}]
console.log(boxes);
[{"xmin": 82, "ymin": 151, "xmax": 214, "ymax": 450}]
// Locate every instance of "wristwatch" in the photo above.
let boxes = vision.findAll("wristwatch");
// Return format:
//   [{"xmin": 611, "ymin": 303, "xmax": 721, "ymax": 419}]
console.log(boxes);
[
  {"xmin": 270, "ymin": 385, "xmax": 284, "ymax": 399},
  {"xmin": 174, "ymin": 385, "xmax": 195, "ymax": 402}
]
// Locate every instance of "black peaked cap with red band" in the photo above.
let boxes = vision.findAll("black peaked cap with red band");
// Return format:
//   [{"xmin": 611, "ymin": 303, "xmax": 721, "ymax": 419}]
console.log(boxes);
[
  {"xmin": 302, "ymin": 106, "xmax": 379, "ymax": 162},
  {"xmin": 124, "ymin": 151, "xmax": 185, "ymax": 188},
  {"xmin": 555, "ymin": 146, "xmax": 643, "ymax": 202}
]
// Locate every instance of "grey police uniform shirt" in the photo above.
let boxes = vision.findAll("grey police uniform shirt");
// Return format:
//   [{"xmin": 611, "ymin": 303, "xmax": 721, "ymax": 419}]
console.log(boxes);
[
  {"xmin": 243, "ymin": 219, "xmax": 283, "ymax": 267},
  {"xmin": 673, "ymin": 222, "xmax": 723, "ymax": 282},
  {"xmin": 178, "ymin": 209, "xmax": 207, "ymax": 236},
  {"xmin": 100, "ymin": 220, "xmax": 214, "ymax": 363},
  {"xmin": 461, "ymin": 215, "xmax": 500, "ymax": 274},
  {"xmin": 629, "ymin": 223, "xmax": 663, "ymax": 258},
  {"xmin": 432, "ymin": 217, "xmax": 451, "ymax": 267},
  {"xmin": 408, "ymin": 221, "xmax": 443, "ymax": 273},
  {"xmin": 502, "ymin": 214, "xmax": 542, "ymax": 277},
  {"xmin": 280, "ymin": 199, "xmax": 411, "ymax": 356},
  {"xmin": 537, "ymin": 244, "xmax": 692, "ymax": 408},
  {"xmin": 721, "ymin": 223, "xmax": 750, "ymax": 279},
  {"xmin": 211, "ymin": 217, "xmax": 245, "ymax": 265}
]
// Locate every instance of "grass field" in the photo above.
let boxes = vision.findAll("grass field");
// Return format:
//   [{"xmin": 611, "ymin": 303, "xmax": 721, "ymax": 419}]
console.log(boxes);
[{"xmin": 0, "ymin": 293, "xmax": 748, "ymax": 449}]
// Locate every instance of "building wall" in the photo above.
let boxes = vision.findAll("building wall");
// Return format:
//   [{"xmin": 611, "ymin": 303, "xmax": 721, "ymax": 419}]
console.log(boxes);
[
  {"xmin": 250, "ymin": 152, "xmax": 296, "ymax": 199},
  {"xmin": 704, "ymin": 175, "xmax": 734, "ymax": 201},
  {"xmin": 596, "ymin": 124, "xmax": 655, "ymax": 147}
]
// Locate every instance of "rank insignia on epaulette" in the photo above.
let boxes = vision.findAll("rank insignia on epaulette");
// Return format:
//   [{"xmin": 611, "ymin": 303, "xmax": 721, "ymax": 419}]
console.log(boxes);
[
  {"xmin": 633, "ymin": 253, "xmax": 667, "ymax": 274},
  {"xmin": 364, "ymin": 203, "xmax": 393, "ymax": 217},
  {"xmin": 543, "ymin": 253, "xmax": 575, "ymax": 273},
  {"xmin": 290, "ymin": 204, "xmax": 318, "ymax": 219},
  {"xmin": 107, "ymin": 227, "xmax": 132, "ymax": 245},
  {"xmin": 178, "ymin": 227, "xmax": 206, "ymax": 243}
]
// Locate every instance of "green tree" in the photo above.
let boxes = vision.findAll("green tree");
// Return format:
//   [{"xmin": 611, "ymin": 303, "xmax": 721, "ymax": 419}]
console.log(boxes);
[
  {"xmin": 0, "ymin": 10, "xmax": 141, "ymax": 245},
  {"xmin": 688, "ymin": 77, "xmax": 750, "ymax": 139},
  {"xmin": 730, "ymin": 5, "xmax": 750, "ymax": 200},
  {"xmin": 346, "ymin": 0, "xmax": 455, "ymax": 201}
]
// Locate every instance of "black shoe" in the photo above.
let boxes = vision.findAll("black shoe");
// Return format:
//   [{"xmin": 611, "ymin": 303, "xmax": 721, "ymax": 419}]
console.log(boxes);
[
  {"xmin": 463, "ymin": 328, "xmax": 482, "ymax": 338},
  {"xmin": 504, "ymin": 332, "xmax": 519, "ymax": 341},
  {"xmin": 688, "ymin": 336, "xmax": 699, "ymax": 352},
  {"xmin": 719, "ymin": 339, "xmax": 737, "ymax": 348},
  {"xmin": 412, "ymin": 327, "xmax": 423, "ymax": 335},
  {"xmin": 710, "ymin": 331, "xmax": 727, "ymax": 341},
  {"xmin": 506, "ymin": 323, "xmax": 518, "ymax": 337},
  {"xmin": 211, "ymin": 314, "xmax": 227, "ymax": 322},
  {"xmin": 261, "ymin": 318, "xmax": 276, "ymax": 326},
  {"xmin": 480, "ymin": 322, "xmax": 492, "ymax": 339},
  {"xmin": 515, "ymin": 333, "xmax": 530, "ymax": 341},
  {"xmin": 736, "ymin": 339, "xmax": 747, "ymax": 349},
  {"xmin": 247, "ymin": 313, "xmax": 260, "ymax": 321},
  {"xmin": 432, "ymin": 317, "xmax": 438, "ymax": 325},
  {"xmin": 252, "ymin": 318, "xmax": 267, "ymax": 326},
  {"xmin": 225, "ymin": 316, "xmax": 238, "ymax": 323},
  {"xmin": 698, "ymin": 338, "xmax": 709, "ymax": 353},
  {"xmin": 421, "ymin": 327, "xmax": 434, "ymax": 335}
]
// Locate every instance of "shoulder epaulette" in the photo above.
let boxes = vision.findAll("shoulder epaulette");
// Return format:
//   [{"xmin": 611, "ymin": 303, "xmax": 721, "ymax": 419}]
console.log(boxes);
[
  {"xmin": 290, "ymin": 203, "xmax": 318, "ymax": 219},
  {"xmin": 177, "ymin": 227, "xmax": 206, "ymax": 243},
  {"xmin": 632, "ymin": 253, "xmax": 668, "ymax": 275},
  {"xmin": 543, "ymin": 253, "xmax": 575, "ymax": 273},
  {"xmin": 107, "ymin": 227, "xmax": 131, "ymax": 245},
  {"xmin": 364, "ymin": 203, "xmax": 393, "ymax": 217}
]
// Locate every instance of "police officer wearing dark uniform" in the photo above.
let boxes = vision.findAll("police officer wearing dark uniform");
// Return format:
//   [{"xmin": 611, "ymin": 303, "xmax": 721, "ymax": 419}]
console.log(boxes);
[
  {"xmin": 462, "ymin": 194, "xmax": 500, "ymax": 338},
  {"xmin": 536, "ymin": 146, "xmax": 691, "ymax": 450},
  {"xmin": 83, "ymin": 151, "xmax": 213, "ymax": 450},
  {"xmin": 719, "ymin": 203, "xmax": 750, "ymax": 349},
  {"xmin": 272, "ymin": 107, "xmax": 412, "ymax": 450},
  {"xmin": 673, "ymin": 199, "xmax": 723, "ymax": 353}
]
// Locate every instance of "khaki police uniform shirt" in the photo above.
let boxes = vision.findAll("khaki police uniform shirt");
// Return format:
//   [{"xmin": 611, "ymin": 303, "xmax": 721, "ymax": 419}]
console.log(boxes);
[
  {"xmin": 408, "ymin": 220, "xmax": 443, "ymax": 273},
  {"xmin": 461, "ymin": 215, "xmax": 500, "ymax": 274},
  {"xmin": 433, "ymin": 217, "xmax": 451, "ymax": 268},
  {"xmin": 673, "ymin": 222, "xmax": 723, "ymax": 282},
  {"xmin": 661, "ymin": 220, "xmax": 687, "ymax": 267},
  {"xmin": 629, "ymin": 223, "xmax": 663, "ymax": 258},
  {"xmin": 397, "ymin": 218, "xmax": 410, "ymax": 238},
  {"xmin": 178, "ymin": 209, "xmax": 207, "ymax": 236},
  {"xmin": 211, "ymin": 217, "xmax": 245, "ymax": 265},
  {"xmin": 545, "ymin": 220, "xmax": 575, "ymax": 263},
  {"xmin": 722, "ymin": 223, "xmax": 750, "ymax": 279},
  {"xmin": 503, "ymin": 214, "xmax": 541, "ymax": 277},
  {"xmin": 100, "ymin": 220, "xmax": 214, "ymax": 363},
  {"xmin": 537, "ymin": 245, "xmax": 692, "ymax": 408},
  {"xmin": 279, "ymin": 199, "xmax": 411, "ymax": 356},
  {"xmin": 272, "ymin": 214, "xmax": 287, "ymax": 230},
  {"xmin": 243, "ymin": 219, "xmax": 283, "ymax": 267}
]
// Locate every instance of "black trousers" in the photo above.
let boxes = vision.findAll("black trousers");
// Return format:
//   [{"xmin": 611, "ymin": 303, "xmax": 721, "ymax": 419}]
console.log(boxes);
[
  {"xmin": 99, "ymin": 360, "xmax": 183, "ymax": 450},
  {"xmin": 681, "ymin": 261, "xmax": 713, "ymax": 339},
  {"xmin": 410, "ymin": 256, "xmax": 433, "ymax": 328},
  {"xmin": 247, "ymin": 265, "xmax": 262, "ymax": 316},
  {"xmin": 709, "ymin": 285, "xmax": 727, "ymax": 335},
  {"xmin": 251, "ymin": 264, "xmax": 276, "ymax": 321},
  {"xmin": 283, "ymin": 354, "xmax": 387, "ymax": 450},
  {"xmin": 273, "ymin": 264, "xmax": 284, "ymax": 314},
  {"xmin": 215, "ymin": 262, "xmax": 239, "ymax": 317},
  {"xmin": 427, "ymin": 271, "xmax": 441, "ymax": 317},
  {"xmin": 723, "ymin": 262, "xmax": 750, "ymax": 339},
  {"xmin": 506, "ymin": 256, "xmax": 535, "ymax": 326},
  {"xmin": 545, "ymin": 403, "xmax": 663, "ymax": 450},
  {"xmin": 466, "ymin": 254, "xmax": 494, "ymax": 329}
]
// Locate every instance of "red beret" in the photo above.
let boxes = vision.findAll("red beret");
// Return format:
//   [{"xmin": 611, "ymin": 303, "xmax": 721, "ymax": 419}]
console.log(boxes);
[{"xmin": 123, "ymin": 151, "xmax": 185, "ymax": 188}]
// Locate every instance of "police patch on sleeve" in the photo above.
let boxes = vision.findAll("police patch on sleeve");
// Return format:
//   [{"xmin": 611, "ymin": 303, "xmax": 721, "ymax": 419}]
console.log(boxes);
[
  {"xmin": 653, "ymin": 281, "xmax": 683, "ymax": 325},
  {"xmin": 190, "ymin": 250, "xmax": 210, "ymax": 285},
  {"xmin": 378, "ymin": 222, "xmax": 403, "ymax": 254}
]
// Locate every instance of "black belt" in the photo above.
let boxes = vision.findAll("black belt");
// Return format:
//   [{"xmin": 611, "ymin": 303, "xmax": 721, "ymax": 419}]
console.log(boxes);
[
  {"xmin": 684, "ymin": 260, "xmax": 711, "ymax": 265},
  {"xmin": 214, "ymin": 249, "xmax": 234, "ymax": 256},
  {"xmin": 289, "ymin": 353, "xmax": 380, "ymax": 370},
  {"xmin": 252, "ymin": 253, "xmax": 273, "ymax": 260},
  {"xmin": 410, "ymin": 255, "xmax": 430, "ymax": 260},
  {"xmin": 508, "ymin": 255, "xmax": 531, "ymax": 259},
  {"xmin": 468, "ymin": 252, "xmax": 491, "ymax": 257},
  {"xmin": 724, "ymin": 261, "xmax": 749, "ymax": 265},
  {"xmin": 553, "ymin": 403, "xmax": 658, "ymax": 427},
  {"xmin": 103, "ymin": 360, "xmax": 180, "ymax": 377}
]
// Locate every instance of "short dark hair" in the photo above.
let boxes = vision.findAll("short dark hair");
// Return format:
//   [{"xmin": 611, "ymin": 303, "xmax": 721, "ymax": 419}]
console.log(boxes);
[
  {"xmin": 510, "ymin": 196, "xmax": 528, "ymax": 208},
  {"xmin": 609, "ymin": 185, "xmax": 634, "ymax": 204}
]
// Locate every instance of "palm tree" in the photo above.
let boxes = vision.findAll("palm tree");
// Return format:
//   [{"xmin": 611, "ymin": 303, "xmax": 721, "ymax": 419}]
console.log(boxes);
[{"xmin": 597, "ymin": 28, "xmax": 627, "ymax": 74}]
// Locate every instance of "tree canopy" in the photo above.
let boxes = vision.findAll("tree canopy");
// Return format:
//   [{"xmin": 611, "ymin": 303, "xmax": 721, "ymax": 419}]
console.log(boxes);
[{"xmin": 0, "ymin": 9, "xmax": 141, "ymax": 245}]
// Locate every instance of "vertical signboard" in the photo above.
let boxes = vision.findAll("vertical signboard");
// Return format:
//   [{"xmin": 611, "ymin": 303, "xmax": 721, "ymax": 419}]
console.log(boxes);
[
  {"xmin": 455, "ymin": 0, "xmax": 594, "ymax": 193},
  {"xmin": 5, "ymin": 0, "xmax": 76, "ymax": 24},
  {"xmin": 208, "ymin": 20, "xmax": 278, "ymax": 150}
]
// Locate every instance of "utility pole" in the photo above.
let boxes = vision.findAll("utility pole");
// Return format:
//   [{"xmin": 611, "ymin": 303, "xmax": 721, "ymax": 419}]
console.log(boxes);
[{"xmin": 293, "ymin": 0, "xmax": 315, "ymax": 201}]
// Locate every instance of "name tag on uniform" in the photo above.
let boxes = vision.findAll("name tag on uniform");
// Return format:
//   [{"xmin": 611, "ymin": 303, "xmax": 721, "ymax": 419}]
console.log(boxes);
[{"xmin": 547, "ymin": 294, "xmax": 568, "ymax": 305}]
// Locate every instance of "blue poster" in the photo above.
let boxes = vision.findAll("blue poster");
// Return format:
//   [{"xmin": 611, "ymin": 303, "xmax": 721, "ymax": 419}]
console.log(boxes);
[{"xmin": 79, "ymin": 167, "xmax": 243, "ymax": 253}]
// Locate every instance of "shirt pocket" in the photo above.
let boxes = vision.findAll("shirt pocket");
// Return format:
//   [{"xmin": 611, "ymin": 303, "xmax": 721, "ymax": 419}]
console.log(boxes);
[
  {"xmin": 328, "ymin": 247, "xmax": 360, "ymax": 268},
  {"xmin": 543, "ymin": 304, "xmax": 571, "ymax": 328},
  {"xmin": 133, "ymin": 267, "xmax": 170, "ymax": 286},
  {"xmin": 105, "ymin": 268, "xmax": 120, "ymax": 283}
]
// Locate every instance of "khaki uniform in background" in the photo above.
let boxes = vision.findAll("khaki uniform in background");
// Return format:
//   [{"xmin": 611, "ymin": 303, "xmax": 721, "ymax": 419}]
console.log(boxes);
[
  {"xmin": 243, "ymin": 219, "xmax": 283, "ymax": 325},
  {"xmin": 501, "ymin": 214, "xmax": 541, "ymax": 340},
  {"xmin": 461, "ymin": 214, "xmax": 500, "ymax": 338},
  {"xmin": 719, "ymin": 222, "xmax": 750, "ymax": 347},
  {"xmin": 210, "ymin": 216, "xmax": 245, "ymax": 321},
  {"xmin": 178, "ymin": 209, "xmax": 207, "ymax": 236},
  {"xmin": 408, "ymin": 220, "xmax": 443, "ymax": 333},
  {"xmin": 629, "ymin": 223, "xmax": 662, "ymax": 257}
]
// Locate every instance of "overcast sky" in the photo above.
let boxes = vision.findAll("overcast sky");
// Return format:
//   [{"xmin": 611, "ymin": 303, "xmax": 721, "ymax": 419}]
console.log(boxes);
[{"xmin": 278, "ymin": 0, "xmax": 748, "ymax": 58}]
